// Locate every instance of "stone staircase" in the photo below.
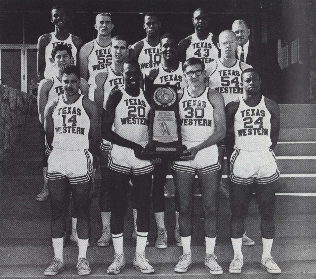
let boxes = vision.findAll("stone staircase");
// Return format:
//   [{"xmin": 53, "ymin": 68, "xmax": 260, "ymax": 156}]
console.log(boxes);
[{"xmin": 0, "ymin": 104, "xmax": 316, "ymax": 278}]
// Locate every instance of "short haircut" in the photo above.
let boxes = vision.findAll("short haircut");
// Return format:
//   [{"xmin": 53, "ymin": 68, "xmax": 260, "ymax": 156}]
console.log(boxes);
[
  {"xmin": 51, "ymin": 5, "xmax": 67, "ymax": 14},
  {"xmin": 51, "ymin": 44, "xmax": 72, "ymax": 59},
  {"xmin": 111, "ymin": 35, "xmax": 128, "ymax": 46},
  {"xmin": 218, "ymin": 30, "xmax": 237, "ymax": 41},
  {"xmin": 182, "ymin": 57, "xmax": 205, "ymax": 72},
  {"xmin": 160, "ymin": 33, "xmax": 177, "ymax": 44},
  {"xmin": 96, "ymin": 12, "xmax": 112, "ymax": 22},
  {"xmin": 144, "ymin": 13, "xmax": 159, "ymax": 21},
  {"xmin": 193, "ymin": 8, "xmax": 209, "ymax": 17},
  {"xmin": 241, "ymin": 68, "xmax": 260, "ymax": 80},
  {"xmin": 62, "ymin": 65, "xmax": 80, "ymax": 79},
  {"xmin": 124, "ymin": 60, "xmax": 141, "ymax": 73},
  {"xmin": 232, "ymin": 19, "xmax": 249, "ymax": 29}
]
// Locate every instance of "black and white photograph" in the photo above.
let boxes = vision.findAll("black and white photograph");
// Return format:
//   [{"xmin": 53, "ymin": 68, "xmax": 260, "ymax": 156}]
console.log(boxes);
[{"xmin": 0, "ymin": 0, "xmax": 315, "ymax": 277}]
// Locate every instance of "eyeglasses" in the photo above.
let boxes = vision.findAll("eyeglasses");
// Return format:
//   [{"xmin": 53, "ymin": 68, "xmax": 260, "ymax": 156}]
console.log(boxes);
[{"xmin": 185, "ymin": 70, "xmax": 203, "ymax": 77}]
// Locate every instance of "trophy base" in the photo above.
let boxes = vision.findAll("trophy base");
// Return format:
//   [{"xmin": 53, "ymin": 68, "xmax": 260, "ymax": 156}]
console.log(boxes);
[{"xmin": 140, "ymin": 143, "xmax": 187, "ymax": 160}]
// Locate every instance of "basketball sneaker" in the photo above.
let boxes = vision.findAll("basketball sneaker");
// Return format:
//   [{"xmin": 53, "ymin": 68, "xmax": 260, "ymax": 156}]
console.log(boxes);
[
  {"xmin": 261, "ymin": 257, "xmax": 281, "ymax": 274},
  {"xmin": 107, "ymin": 253, "xmax": 125, "ymax": 275},
  {"xmin": 36, "ymin": 188, "xmax": 49, "ymax": 202},
  {"xmin": 97, "ymin": 226, "xmax": 111, "ymax": 247},
  {"xmin": 44, "ymin": 258, "xmax": 65, "ymax": 276},
  {"xmin": 174, "ymin": 253, "xmax": 192, "ymax": 273},
  {"xmin": 155, "ymin": 228, "xmax": 167, "ymax": 248},
  {"xmin": 205, "ymin": 253, "xmax": 223, "ymax": 275},
  {"xmin": 229, "ymin": 257, "xmax": 243, "ymax": 273},
  {"xmin": 174, "ymin": 228, "xmax": 182, "ymax": 247},
  {"xmin": 242, "ymin": 234, "xmax": 255, "ymax": 246},
  {"xmin": 133, "ymin": 252, "xmax": 155, "ymax": 274},
  {"xmin": 77, "ymin": 258, "xmax": 91, "ymax": 276}
]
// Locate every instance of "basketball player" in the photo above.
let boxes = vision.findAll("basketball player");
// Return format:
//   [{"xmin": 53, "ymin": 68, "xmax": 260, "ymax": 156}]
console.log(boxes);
[
  {"xmin": 79, "ymin": 13, "xmax": 113, "ymax": 100},
  {"xmin": 129, "ymin": 13, "xmax": 161, "ymax": 77},
  {"xmin": 36, "ymin": 44, "xmax": 88, "ymax": 203},
  {"xmin": 145, "ymin": 33, "xmax": 186, "ymax": 248},
  {"xmin": 172, "ymin": 58, "xmax": 226, "ymax": 274},
  {"xmin": 43, "ymin": 65, "xmax": 99, "ymax": 276},
  {"xmin": 178, "ymin": 8, "xmax": 219, "ymax": 74},
  {"xmin": 37, "ymin": 5, "xmax": 83, "ymax": 80},
  {"xmin": 93, "ymin": 35, "xmax": 129, "ymax": 247},
  {"xmin": 101, "ymin": 61, "xmax": 154, "ymax": 275},
  {"xmin": 226, "ymin": 68, "xmax": 281, "ymax": 274}
]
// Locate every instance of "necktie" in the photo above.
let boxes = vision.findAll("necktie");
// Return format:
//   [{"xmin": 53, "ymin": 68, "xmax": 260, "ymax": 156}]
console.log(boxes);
[{"xmin": 240, "ymin": 46, "xmax": 245, "ymax": 62}]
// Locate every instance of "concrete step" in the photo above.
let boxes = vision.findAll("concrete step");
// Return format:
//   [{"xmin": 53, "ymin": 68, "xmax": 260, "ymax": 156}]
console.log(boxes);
[
  {"xmin": 279, "ymin": 128, "xmax": 316, "ymax": 142},
  {"xmin": 275, "ymin": 142, "xmax": 316, "ymax": 156},
  {"xmin": 280, "ymin": 104, "xmax": 316, "ymax": 128}
]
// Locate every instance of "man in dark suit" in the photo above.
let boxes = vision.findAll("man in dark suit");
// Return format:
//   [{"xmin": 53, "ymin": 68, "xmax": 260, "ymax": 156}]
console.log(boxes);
[{"xmin": 232, "ymin": 20, "xmax": 283, "ymax": 102}]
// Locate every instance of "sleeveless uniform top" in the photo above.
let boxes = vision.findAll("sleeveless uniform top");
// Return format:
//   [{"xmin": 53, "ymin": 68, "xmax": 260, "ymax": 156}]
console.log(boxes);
[
  {"xmin": 44, "ymin": 33, "xmax": 78, "ymax": 79},
  {"xmin": 103, "ymin": 66, "xmax": 124, "ymax": 109},
  {"xmin": 87, "ymin": 40, "xmax": 112, "ymax": 85},
  {"xmin": 185, "ymin": 33, "xmax": 219, "ymax": 69},
  {"xmin": 138, "ymin": 39, "xmax": 161, "ymax": 76},
  {"xmin": 153, "ymin": 63, "xmax": 186, "ymax": 93},
  {"xmin": 179, "ymin": 87, "xmax": 215, "ymax": 142},
  {"xmin": 113, "ymin": 88, "xmax": 150, "ymax": 146},
  {"xmin": 52, "ymin": 95, "xmax": 90, "ymax": 150},
  {"xmin": 234, "ymin": 95, "xmax": 272, "ymax": 151},
  {"xmin": 209, "ymin": 59, "xmax": 250, "ymax": 105},
  {"xmin": 47, "ymin": 76, "xmax": 64, "ymax": 103}
]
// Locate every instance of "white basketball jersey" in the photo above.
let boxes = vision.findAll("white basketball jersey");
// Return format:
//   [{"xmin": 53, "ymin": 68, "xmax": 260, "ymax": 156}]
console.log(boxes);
[
  {"xmin": 138, "ymin": 39, "xmax": 161, "ymax": 76},
  {"xmin": 209, "ymin": 59, "xmax": 250, "ymax": 105},
  {"xmin": 114, "ymin": 88, "xmax": 150, "ymax": 145},
  {"xmin": 153, "ymin": 63, "xmax": 186, "ymax": 93},
  {"xmin": 179, "ymin": 87, "xmax": 215, "ymax": 142},
  {"xmin": 87, "ymin": 40, "xmax": 112, "ymax": 85},
  {"xmin": 185, "ymin": 33, "xmax": 219, "ymax": 70},
  {"xmin": 44, "ymin": 33, "xmax": 78, "ymax": 79},
  {"xmin": 47, "ymin": 76, "xmax": 64, "ymax": 103},
  {"xmin": 234, "ymin": 95, "xmax": 272, "ymax": 151},
  {"xmin": 52, "ymin": 95, "xmax": 90, "ymax": 150},
  {"xmin": 103, "ymin": 66, "xmax": 124, "ymax": 109}
]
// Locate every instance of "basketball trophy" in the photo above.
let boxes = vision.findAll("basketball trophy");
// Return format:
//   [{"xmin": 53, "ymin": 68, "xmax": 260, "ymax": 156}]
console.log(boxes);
[{"xmin": 141, "ymin": 84, "xmax": 186, "ymax": 159}]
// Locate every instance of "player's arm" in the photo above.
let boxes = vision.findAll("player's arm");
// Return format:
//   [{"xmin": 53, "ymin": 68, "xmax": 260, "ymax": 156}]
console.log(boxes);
[
  {"xmin": 43, "ymin": 99, "xmax": 58, "ymax": 149},
  {"xmin": 72, "ymin": 35, "xmax": 84, "ymax": 64},
  {"xmin": 144, "ymin": 68, "xmax": 158, "ymax": 94},
  {"xmin": 94, "ymin": 71, "xmax": 109, "ymax": 115},
  {"xmin": 79, "ymin": 41, "xmax": 94, "ymax": 80},
  {"xmin": 37, "ymin": 34, "xmax": 51, "ymax": 80},
  {"xmin": 178, "ymin": 36, "xmax": 191, "ymax": 62},
  {"xmin": 265, "ymin": 98, "xmax": 280, "ymax": 150},
  {"xmin": 79, "ymin": 77, "xmax": 89, "ymax": 97},
  {"xmin": 129, "ymin": 40, "xmax": 144, "ymax": 61},
  {"xmin": 37, "ymin": 79, "xmax": 53, "ymax": 125},
  {"xmin": 101, "ymin": 89, "xmax": 144, "ymax": 152},
  {"xmin": 83, "ymin": 97, "xmax": 100, "ymax": 167},
  {"xmin": 181, "ymin": 89, "xmax": 226, "ymax": 160},
  {"xmin": 225, "ymin": 101, "xmax": 240, "ymax": 161}
]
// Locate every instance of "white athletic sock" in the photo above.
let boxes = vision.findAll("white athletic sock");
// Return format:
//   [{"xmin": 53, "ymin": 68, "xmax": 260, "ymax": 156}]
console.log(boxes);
[
  {"xmin": 52, "ymin": 238, "xmax": 64, "ymax": 262},
  {"xmin": 154, "ymin": 212, "xmax": 166, "ymax": 231},
  {"xmin": 231, "ymin": 238, "xmax": 243, "ymax": 259},
  {"xmin": 78, "ymin": 238, "xmax": 89, "ymax": 259},
  {"xmin": 72, "ymin": 217, "xmax": 77, "ymax": 235},
  {"xmin": 262, "ymin": 237, "xmax": 273, "ymax": 260},
  {"xmin": 133, "ymin": 209, "xmax": 137, "ymax": 232},
  {"xmin": 100, "ymin": 212, "xmax": 111, "ymax": 231},
  {"xmin": 175, "ymin": 211, "xmax": 180, "ymax": 229},
  {"xmin": 205, "ymin": 237, "xmax": 216, "ymax": 255},
  {"xmin": 136, "ymin": 231, "xmax": 148, "ymax": 254},
  {"xmin": 112, "ymin": 233, "xmax": 124, "ymax": 255},
  {"xmin": 43, "ymin": 167, "xmax": 48, "ymax": 190},
  {"xmin": 181, "ymin": 236, "xmax": 191, "ymax": 255}
]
